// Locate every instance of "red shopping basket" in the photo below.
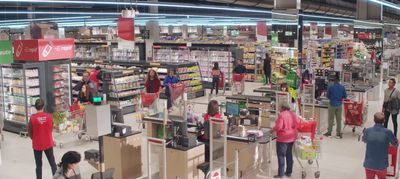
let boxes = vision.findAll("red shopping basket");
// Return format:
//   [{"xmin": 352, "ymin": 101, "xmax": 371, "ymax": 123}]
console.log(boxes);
[
  {"xmin": 141, "ymin": 92, "xmax": 159, "ymax": 107},
  {"xmin": 343, "ymin": 101, "xmax": 363, "ymax": 126},
  {"xmin": 233, "ymin": 74, "xmax": 245, "ymax": 82},
  {"xmin": 169, "ymin": 83, "xmax": 185, "ymax": 101},
  {"xmin": 297, "ymin": 120, "xmax": 317, "ymax": 140}
]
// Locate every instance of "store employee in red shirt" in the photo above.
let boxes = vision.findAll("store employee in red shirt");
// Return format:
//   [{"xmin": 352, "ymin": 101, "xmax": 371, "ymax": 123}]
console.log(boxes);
[{"xmin": 28, "ymin": 99, "xmax": 57, "ymax": 179}]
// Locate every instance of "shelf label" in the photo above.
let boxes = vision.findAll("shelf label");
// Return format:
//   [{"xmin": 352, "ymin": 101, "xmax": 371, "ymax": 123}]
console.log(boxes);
[
  {"xmin": 0, "ymin": 40, "xmax": 13, "ymax": 64},
  {"xmin": 150, "ymin": 62, "xmax": 160, "ymax": 66}
]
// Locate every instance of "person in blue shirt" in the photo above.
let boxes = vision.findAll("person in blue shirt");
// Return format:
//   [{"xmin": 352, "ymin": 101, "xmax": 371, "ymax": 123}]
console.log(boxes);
[
  {"xmin": 363, "ymin": 112, "xmax": 398, "ymax": 179},
  {"xmin": 325, "ymin": 75, "xmax": 347, "ymax": 139},
  {"xmin": 163, "ymin": 68, "xmax": 179, "ymax": 112}
]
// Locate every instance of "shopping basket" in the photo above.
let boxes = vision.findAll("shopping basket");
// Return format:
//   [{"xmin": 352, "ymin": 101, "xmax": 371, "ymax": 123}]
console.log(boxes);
[
  {"xmin": 297, "ymin": 119, "xmax": 317, "ymax": 140},
  {"xmin": 168, "ymin": 83, "xmax": 185, "ymax": 102},
  {"xmin": 141, "ymin": 92, "xmax": 159, "ymax": 108}
]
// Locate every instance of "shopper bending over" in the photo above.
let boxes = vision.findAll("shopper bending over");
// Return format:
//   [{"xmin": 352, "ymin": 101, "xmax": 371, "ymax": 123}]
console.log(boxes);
[
  {"xmin": 272, "ymin": 103, "xmax": 302, "ymax": 178},
  {"xmin": 199, "ymin": 100, "xmax": 221, "ymax": 162},
  {"xmin": 263, "ymin": 53, "xmax": 272, "ymax": 85},
  {"xmin": 78, "ymin": 84, "xmax": 92, "ymax": 104},
  {"xmin": 363, "ymin": 112, "xmax": 398, "ymax": 179},
  {"xmin": 210, "ymin": 62, "xmax": 222, "ymax": 96},
  {"xmin": 53, "ymin": 151, "xmax": 82, "ymax": 179},
  {"xmin": 163, "ymin": 68, "xmax": 179, "ymax": 112},
  {"xmin": 28, "ymin": 99, "xmax": 57, "ymax": 179},
  {"xmin": 325, "ymin": 74, "xmax": 347, "ymax": 139},
  {"xmin": 145, "ymin": 68, "xmax": 162, "ymax": 93},
  {"xmin": 73, "ymin": 71, "xmax": 97, "ymax": 94},
  {"xmin": 383, "ymin": 78, "xmax": 400, "ymax": 137}
]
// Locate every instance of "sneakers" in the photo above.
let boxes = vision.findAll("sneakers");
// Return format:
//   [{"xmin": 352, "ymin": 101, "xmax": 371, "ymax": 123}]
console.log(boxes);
[
  {"xmin": 323, "ymin": 132, "xmax": 331, "ymax": 137},
  {"xmin": 285, "ymin": 173, "xmax": 292, "ymax": 177},
  {"xmin": 336, "ymin": 134, "xmax": 343, "ymax": 139}
]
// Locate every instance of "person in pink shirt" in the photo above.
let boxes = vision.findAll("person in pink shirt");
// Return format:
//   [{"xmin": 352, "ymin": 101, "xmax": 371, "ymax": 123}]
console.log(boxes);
[{"xmin": 272, "ymin": 103, "xmax": 302, "ymax": 178}]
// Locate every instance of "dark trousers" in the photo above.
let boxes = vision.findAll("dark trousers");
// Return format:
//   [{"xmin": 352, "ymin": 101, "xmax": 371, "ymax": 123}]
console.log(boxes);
[
  {"xmin": 210, "ymin": 77, "xmax": 220, "ymax": 95},
  {"xmin": 276, "ymin": 142, "xmax": 294, "ymax": 176},
  {"xmin": 265, "ymin": 72, "xmax": 271, "ymax": 84},
  {"xmin": 384, "ymin": 111, "xmax": 398, "ymax": 137},
  {"xmin": 166, "ymin": 91, "xmax": 172, "ymax": 109},
  {"xmin": 34, "ymin": 147, "xmax": 57, "ymax": 179}
]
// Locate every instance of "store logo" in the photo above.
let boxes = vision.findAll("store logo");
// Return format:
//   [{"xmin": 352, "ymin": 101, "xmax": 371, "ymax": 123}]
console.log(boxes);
[
  {"xmin": 37, "ymin": 117, "xmax": 47, "ymax": 125},
  {"xmin": 15, "ymin": 42, "xmax": 23, "ymax": 57},
  {"xmin": 42, "ymin": 43, "xmax": 53, "ymax": 57},
  {"xmin": 0, "ymin": 50, "xmax": 11, "ymax": 56}
]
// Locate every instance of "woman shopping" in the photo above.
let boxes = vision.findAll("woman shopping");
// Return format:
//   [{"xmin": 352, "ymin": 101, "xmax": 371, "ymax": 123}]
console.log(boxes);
[
  {"xmin": 272, "ymin": 103, "xmax": 302, "ymax": 178},
  {"xmin": 383, "ymin": 78, "xmax": 400, "ymax": 137},
  {"xmin": 53, "ymin": 151, "xmax": 81, "ymax": 179},
  {"xmin": 145, "ymin": 68, "xmax": 162, "ymax": 93},
  {"xmin": 210, "ymin": 62, "xmax": 222, "ymax": 96}
]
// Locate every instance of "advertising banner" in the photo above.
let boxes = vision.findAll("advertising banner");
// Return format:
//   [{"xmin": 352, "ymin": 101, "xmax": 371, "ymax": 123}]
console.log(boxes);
[
  {"xmin": 324, "ymin": 23, "xmax": 332, "ymax": 39},
  {"xmin": 0, "ymin": 40, "xmax": 13, "ymax": 64},
  {"xmin": 256, "ymin": 21, "xmax": 267, "ymax": 42},
  {"xmin": 118, "ymin": 16, "xmax": 135, "ymax": 50},
  {"xmin": 13, "ymin": 38, "xmax": 74, "ymax": 61}
]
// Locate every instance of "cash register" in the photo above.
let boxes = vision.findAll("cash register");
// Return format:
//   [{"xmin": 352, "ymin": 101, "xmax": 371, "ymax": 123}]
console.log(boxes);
[
  {"xmin": 225, "ymin": 102, "xmax": 240, "ymax": 134},
  {"xmin": 169, "ymin": 119, "xmax": 196, "ymax": 148}
]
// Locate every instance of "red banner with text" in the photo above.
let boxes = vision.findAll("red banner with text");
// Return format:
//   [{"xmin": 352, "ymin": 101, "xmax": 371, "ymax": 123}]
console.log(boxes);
[{"xmin": 13, "ymin": 38, "xmax": 74, "ymax": 61}]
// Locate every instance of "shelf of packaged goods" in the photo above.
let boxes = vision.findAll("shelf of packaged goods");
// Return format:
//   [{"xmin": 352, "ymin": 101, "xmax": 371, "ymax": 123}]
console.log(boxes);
[
  {"xmin": 6, "ymin": 111, "xmax": 26, "ymax": 116},
  {"xmin": 5, "ymin": 118, "xmax": 27, "ymax": 125},
  {"xmin": 4, "ymin": 84, "xmax": 40, "ymax": 88},
  {"xmin": 109, "ymin": 93, "xmax": 141, "ymax": 99},
  {"xmin": 177, "ymin": 71, "xmax": 200, "ymax": 74},
  {"xmin": 112, "ymin": 79, "xmax": 142, "ymax": 85},
  {"xmin": 3, "ymin": 76, "xmax": 39, "ymax": 79},
  {"xmin": 187, "ymin": 83, "xmax": 203, "ymax": 87},
  {"xmin": 111, "ymin": 86, "xmax": 144, "ymax": 93},
  {"xmin": 5, "ymin": 94, "xmax": 40, "ymax": 98}
]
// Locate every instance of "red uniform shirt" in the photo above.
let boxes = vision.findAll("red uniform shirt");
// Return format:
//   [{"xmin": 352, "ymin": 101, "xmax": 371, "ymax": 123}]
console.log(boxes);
[
  {"xmin": 30, "ymin": 112, "xmax": 54, "ymax": 151},
  {"xmin": 89, "ymin": 69, "xmax": 100, "ymax": 89}
]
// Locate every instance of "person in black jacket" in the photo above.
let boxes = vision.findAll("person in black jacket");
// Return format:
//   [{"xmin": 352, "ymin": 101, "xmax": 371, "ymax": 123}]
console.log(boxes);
[
  {"xmin": 233, "ymin": 59, "xmax": 247, "ymax": 74},
  {"xmin": 263, "ymin": 53, "xmax": 272, "ymax": 85}
]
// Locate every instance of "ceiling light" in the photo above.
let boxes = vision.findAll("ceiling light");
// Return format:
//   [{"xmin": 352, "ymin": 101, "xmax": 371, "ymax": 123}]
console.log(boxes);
[
  {"xmin": 369, "ymin": 0, "xmax": 400, "ymax": 10},
  {"xmin": 0, "ymin": 16, "xmax": 91, "ymax": 23}
]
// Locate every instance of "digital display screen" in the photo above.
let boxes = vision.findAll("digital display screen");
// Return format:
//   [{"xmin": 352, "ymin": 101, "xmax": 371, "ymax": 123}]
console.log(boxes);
[{"xmin": 226, "ymin": 102, "xmax": 240, "ymax": 116}]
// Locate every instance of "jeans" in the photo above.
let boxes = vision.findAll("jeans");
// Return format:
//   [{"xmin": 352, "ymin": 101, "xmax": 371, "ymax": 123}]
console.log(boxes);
[
  {"xmin": 210, "ymin": 77, "xmax": 220, "ymax": 95},
  {"xmin": 365, "ymin": 168, "xmax": 387, "ymax": 179},
  {"xmin": 34, "ymin": 147, "xmax": 57, "ymax": 179},
  {"xmin": 328, "ymin": 104, "xmax": 342, "ymax": 135},
  {"xmin": 384, "ymin": 111, "xmax": 398, "ymax": 137},
  {"xmin": 276, "ymin": 142, "xmax": 294, "ymax": 176},
  {"xmin": 265, "ymin": 72, "xmax": 271, "ymax": 84},
  {"xmin": 166, "ymin": 92, "xmax": 172, "ymax": 110}
]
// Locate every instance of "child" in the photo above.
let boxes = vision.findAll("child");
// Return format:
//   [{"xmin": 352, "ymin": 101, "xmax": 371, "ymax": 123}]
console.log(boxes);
[
  {"xmin": 163, "ymin": 68, "xmax": 179, "ymax": 112},
  {"xmin": 53, "ymin": 151, "xmax": 81, "ymax": 179}
]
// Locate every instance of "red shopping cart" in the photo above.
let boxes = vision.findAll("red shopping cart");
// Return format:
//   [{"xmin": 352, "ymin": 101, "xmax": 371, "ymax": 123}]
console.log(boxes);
[
  {"xmin": 295, "ymin": 119, "xmax": 321, "ymax": 178},
  {"xmin": 232, "ymin": 73, "xmax": 245, "ymax": 95},
  {"xmin": 343, "ymin": 100, "xmax": 365, "ymax": 134},
  {"xmin": 388, "ymin": 144, "xmax": 399, "ymax": 177},
  {"xmin": 168, "ymin": 83, "xmax": 185, "ymax": 103},
  {"xmin": 141, "ymin": 92, "xmax": 159, "ymax": 108}
]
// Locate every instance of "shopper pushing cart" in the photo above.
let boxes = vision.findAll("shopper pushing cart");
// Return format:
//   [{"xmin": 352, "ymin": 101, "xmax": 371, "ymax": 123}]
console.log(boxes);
[
  {"xmin": 232, "ymin": 59, "xmax": 246, "ymax": 95},
  {"xmin": 362, "ymin": 112, "xmax": 398, "ymax": 179}
]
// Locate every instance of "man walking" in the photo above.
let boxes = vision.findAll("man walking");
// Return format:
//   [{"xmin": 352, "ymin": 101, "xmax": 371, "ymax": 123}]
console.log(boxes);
[
  {"xmin": 325, "ymin": 74, "xmax": 347, "ymax": 138},
  {"xmin": 28, "ymin": 99, "xmax": 57, "ymax": 179},
  {"xmin": 363, "ymin": 112, "xmax": 398, "ymax": 179}
]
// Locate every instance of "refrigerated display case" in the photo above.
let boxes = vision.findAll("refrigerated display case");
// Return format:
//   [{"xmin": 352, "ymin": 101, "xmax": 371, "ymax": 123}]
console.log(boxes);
[
  {"xmin": 45, "ymin": 60, "xmax": 72, "ymax": 113},
  {"xmin": 1, "ymin": 62, "xmax": 46, "ymax": 133}
]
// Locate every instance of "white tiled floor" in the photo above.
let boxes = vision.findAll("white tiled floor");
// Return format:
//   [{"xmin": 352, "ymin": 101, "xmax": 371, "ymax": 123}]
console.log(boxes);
[{"xmin": 0, "ymin": 82, "xmax": 392, "ymax": 179}]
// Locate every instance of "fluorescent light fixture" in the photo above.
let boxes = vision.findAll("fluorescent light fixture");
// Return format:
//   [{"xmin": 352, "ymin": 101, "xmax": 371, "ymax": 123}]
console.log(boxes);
[
  {"xmin": 369, "ymin": 0, "xmax": 400, "ymax": 10},
  {"xmin": 0, "ymin": 0, "xmax": 273, "ymax": 14},
  {"xmin": 0, "ymin": 16, "xmax": 91, "ymax": 23}
]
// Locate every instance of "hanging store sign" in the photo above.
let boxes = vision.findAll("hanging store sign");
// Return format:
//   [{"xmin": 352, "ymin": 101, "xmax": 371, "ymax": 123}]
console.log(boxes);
[
  {"xmin": 324, "ymin": 23, "xmax": 332, "ymax": 39},
  {"xmin": 256, "ymin": 21, "xmax": 268, "ymax": 42},
  {"xmin": 0, "ymin": 40, "xmax": 13, "ymax": 64},
  {"xmin": 118, "ymin": 16, "xmax": 135, "ymax": 50},
  {"xmin": 13, "ymin": 38, "xmax": 74, "ymax": 61},
  {"xmin": 310, "ymin": 22, "xmax": 318, "ymax": 40},
  {"xmin": 271, "ymin": 33, "xmax": 278, "ymax": 46}
]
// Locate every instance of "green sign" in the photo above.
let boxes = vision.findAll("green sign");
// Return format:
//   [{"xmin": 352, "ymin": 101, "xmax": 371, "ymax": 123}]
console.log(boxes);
[
  {"xmin": 0, "ymin": 41, "xmax": 13, "ymax": 64},
  {"xmin": 271, "ymin": 33, "xmax": 278, "ymax": 46}
]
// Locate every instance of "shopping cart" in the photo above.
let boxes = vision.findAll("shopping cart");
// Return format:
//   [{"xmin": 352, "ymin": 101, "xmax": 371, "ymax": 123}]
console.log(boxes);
[
  {"xmin": 141, "ymin": 92, "xmax": 159, "ymax": 109},
  {"xmin": 53, "ymin": 100, "xmax": 88, "ymax": 148},
  {"xmin": 232, "ymin": 74, "xmax": 245, "ymax": 95},
  {"xmin": 343, "ymin": 100, "xmax": 367, "ymax": 136},
  {"xmin": 295, "ymin": 119, "xmax": 321, "ymax": 179},
  {"xmin": 168, "ymin": 83, "xmax": 185, "ymax": 105}
]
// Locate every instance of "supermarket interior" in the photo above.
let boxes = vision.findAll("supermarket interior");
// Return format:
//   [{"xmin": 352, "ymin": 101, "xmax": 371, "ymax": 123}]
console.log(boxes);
[{"xmin": 1, "ymin": 0, "xmax": 400, "ymax": 179}]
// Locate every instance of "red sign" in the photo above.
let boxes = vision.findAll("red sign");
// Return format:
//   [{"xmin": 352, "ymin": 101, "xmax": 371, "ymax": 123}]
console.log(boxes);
[
  {"xmin": 256, "ymin": 21, "xmax": 267, "ymax": 36},
  {"xmin": 13, "ymin": 38, "xmax": 74, "ymax": 61},
  {"xmin": 118, "ymin": 16, "xmax": 135, "ymax": 41}
]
